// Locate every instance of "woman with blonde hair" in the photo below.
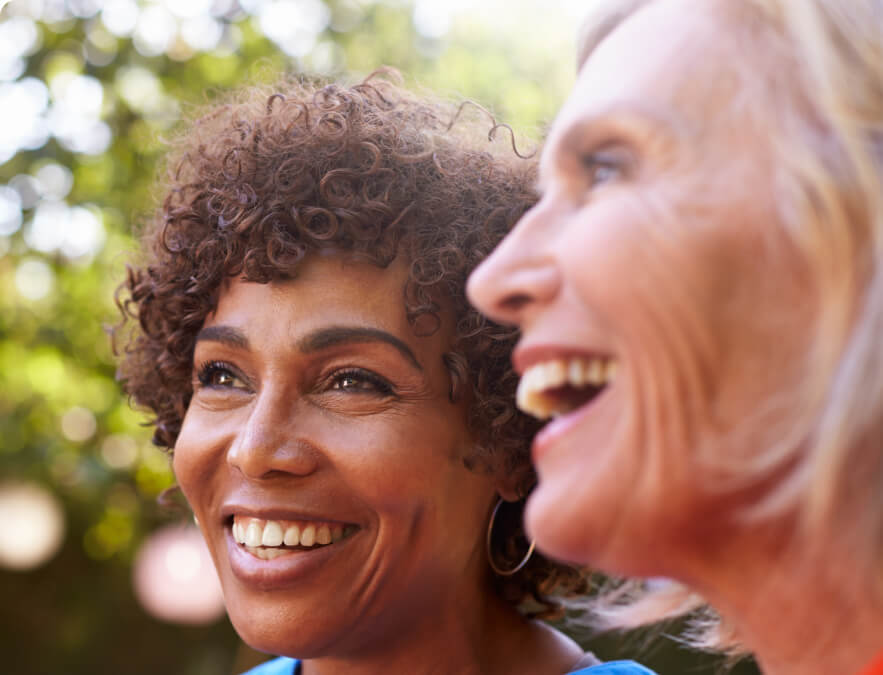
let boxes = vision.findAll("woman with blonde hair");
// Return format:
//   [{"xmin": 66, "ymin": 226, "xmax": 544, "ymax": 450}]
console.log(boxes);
[{"xmin": 468, "ymin": 1, "xmax": 883, "ymax": 673}]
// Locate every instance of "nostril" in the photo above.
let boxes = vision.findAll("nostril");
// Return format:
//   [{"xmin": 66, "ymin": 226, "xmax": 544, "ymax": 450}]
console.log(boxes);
[{"xmin": 499, "ymin": 293, "xmax": 533, "ymax": 313}]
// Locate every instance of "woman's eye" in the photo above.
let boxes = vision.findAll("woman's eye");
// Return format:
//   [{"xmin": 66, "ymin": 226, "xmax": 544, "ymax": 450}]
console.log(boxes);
[
  {"xmin": 589, "ymin": 163, "xmax": 620, "ymax": 186},
  {"xmin": 196, "ymin": 361, "xmax": 247, "ymax": 389},
  {"xmin": 580, "ymin": 150, "xmax": 627, "ymax": 189},
  {"xmin": 329, "ymin": 369, "xmax": 394, "ymax": 395}
]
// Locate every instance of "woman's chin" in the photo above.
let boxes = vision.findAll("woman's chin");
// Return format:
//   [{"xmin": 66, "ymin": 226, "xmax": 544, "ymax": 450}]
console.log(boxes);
[
  {"xmin": 225, "ymin": 598, "xmax": 334, "ymax": 660},
  {"xmin": 525, "ymin": 480, "xmax": 598, "ymax": 567}
]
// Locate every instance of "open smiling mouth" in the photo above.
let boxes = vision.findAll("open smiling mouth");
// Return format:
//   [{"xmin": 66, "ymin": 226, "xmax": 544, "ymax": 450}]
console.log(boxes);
[
  {"xmin": 516, "ymin": 356, "xmax": 618, "ymax": 420},
  {"xmin": 231, "ymin": 516, "xmax": 358, "ymax": 560}
]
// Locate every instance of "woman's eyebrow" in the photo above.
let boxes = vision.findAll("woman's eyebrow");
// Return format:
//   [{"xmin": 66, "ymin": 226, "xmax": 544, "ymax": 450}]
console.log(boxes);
[
  {"xmin": 297, "ymin": 326, "xmax": 423, "ymax": 372},
  {"xmin": 195, "ymin": 325, "xmax": 249, "ymax": 349}
]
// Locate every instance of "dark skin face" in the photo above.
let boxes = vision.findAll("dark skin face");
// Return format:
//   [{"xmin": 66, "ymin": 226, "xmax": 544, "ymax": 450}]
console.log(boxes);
[{"xmin": 174, "ymin": 255, "xmax": 504, "ymax": 664}]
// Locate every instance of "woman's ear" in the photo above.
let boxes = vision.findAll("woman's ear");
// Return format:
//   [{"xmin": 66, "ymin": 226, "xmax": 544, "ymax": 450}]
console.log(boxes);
[{"xmin": 493, "ymin": 471, "xmax": 528, "ymax": 503}]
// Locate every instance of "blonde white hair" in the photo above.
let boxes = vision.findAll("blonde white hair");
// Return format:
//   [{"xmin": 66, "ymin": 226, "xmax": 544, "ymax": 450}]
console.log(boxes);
[{"xmin": 574, "ymin": 0, "xmax": 883, "ymax": 652}]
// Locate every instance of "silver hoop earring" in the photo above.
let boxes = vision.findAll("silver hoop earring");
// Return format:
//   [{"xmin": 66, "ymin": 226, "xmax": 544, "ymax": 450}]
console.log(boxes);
[{"xmin": 486, "ymin": 498, "xmax": 535, "ymax": 577}]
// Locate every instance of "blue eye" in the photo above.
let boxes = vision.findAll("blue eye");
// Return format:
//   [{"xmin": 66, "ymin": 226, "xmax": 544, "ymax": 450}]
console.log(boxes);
[
  {"xmin": 330, "ymin": 368, "xmax": 394, "ymax": 395},
  {"xmin": 582, "ymin": 154, "xmax": 623, "ymax": 188}
]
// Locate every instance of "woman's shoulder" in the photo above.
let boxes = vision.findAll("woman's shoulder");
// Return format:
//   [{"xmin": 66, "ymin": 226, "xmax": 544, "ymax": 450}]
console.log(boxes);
[
  {"xmin": 235, "ymin": 655, "xmax": 655, "ymax": 675},
  {"xmin": 572, "ymin": 661, "xmax": 658, "ymax": 674},
  {"xmin": 239, "ymin": 656, "xmax": 300, "ymax": 675}
]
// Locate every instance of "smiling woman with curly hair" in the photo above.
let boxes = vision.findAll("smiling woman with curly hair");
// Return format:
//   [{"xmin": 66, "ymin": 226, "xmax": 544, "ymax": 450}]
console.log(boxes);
[{"xmin": 114, "ymin": 72, "xmax": 654, "ymax": 675}]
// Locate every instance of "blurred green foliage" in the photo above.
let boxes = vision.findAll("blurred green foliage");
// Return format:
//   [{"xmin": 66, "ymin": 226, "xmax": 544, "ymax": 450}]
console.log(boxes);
[{"xmin": 0, "ymin": 1, "xmax": 758, "ymax": 673}]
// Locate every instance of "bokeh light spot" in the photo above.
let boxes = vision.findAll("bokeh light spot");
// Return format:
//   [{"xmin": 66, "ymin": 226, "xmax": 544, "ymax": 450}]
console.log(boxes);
[
  {"xmin": 133, "ymin": 4, "xmax": 177, "ymax": 57},
  {"xmin": 24, "ymin": 199, "xmax": 67, "ymax": 252},
  {"xmin": 163, "ymin": 0, "xmax": 213, "ymax": 20},
  {"xmin": 0, "ymin": 185, "xmax": 23, "ymax": 236},
  {"xmin": 180, "ymin": 14, "xmax": 223, "ymax": 51},
  {"xmin": 24, "ymin": 201, "xmax": 105, "ymax": 259},
  {"xmin": 67, "ymin": 0, "xmax": 102, "ymax": 19},
  {"xmin": 0, "ymin": 482, "xmax": 66, "ymax": 571},
  {"xmin": 34, "ymin": 162, "xmax": 73, "ymax": 201},
  {"xmin": 14, "ymin": 257, "xmax": 54, "ymax": 300},
  {"xmin": 62, "ymin": 205, "xmax": 105, "ymax": 259},
  {"xmin": 412, "ymin": 0, "xmax": 451, "ymax": 39},
  {"xmin": 100, "ymin": 0, "xmax": 139, "ymax": 37},
  {"xmin": 61, "ymin": 406, "xmax": 97, "ymax": 442},
  {"xmin": 258, "ymin": 0, "xmax": 330, "ymax": 58},
  {"xmin": 0, "ymin": 16, "xmax": 40, "ymax": 75},
  {"xmin": 115, "ymin": 65, "xmax": 166, "ymax": 115},
  {"xmin": 101, "ymin": 434, "xmax": 139, "ymax": 470},
  {"xmin": 0, "ymin": 77, "xmax": 50, "ymax": 163},
  {"xmin": 133, "ymin": 525, "xmax": 226, "ymax": 625}
]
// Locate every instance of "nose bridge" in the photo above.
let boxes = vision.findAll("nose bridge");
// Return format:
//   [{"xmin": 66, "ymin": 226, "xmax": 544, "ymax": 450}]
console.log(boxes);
[
  {"xmin": 468, "ymin": 198, "xmax": 562, "ymax": 324},
  {"xmin": 227, "ymin": 384, "xmax": 318, "ymax": 479}
]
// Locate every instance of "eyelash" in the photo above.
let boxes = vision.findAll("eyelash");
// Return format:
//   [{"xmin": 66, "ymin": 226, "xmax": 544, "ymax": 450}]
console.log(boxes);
[
  {"xmin": 194, "ymin": 361, "xmax": 394, "ymax": 396},
  {"xmin": 329, "ymin": 368, "xmax": 395, "ymax": 396},
  {"xmin": 196, "ymin": 360, "xmax": 247, "ymax": 390}
]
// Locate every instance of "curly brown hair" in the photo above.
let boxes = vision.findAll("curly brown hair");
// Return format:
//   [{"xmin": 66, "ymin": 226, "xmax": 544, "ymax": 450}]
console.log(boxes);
[{"xmin": 115, "ymin": 72, "xmax": 588, "ymax": 616}]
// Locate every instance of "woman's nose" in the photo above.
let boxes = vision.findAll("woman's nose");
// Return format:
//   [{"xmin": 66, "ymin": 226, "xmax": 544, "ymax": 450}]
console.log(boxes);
[
  {"xmin": 467, "ymin": 202, "xmax": 561, "ymax": 326},
  {"xmin": 226, "ymin": 394, "xmax": 319, "ymax": 480}
]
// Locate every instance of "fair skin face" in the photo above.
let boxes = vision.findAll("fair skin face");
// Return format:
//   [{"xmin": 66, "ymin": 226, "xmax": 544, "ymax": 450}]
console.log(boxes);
[
  {"xmin": 174, "ymin": 254, "xmax": 582, "ymax": 675},
  {"xmin": 468, "ymin": 1, "xmax": 883, "ymax": 673}
]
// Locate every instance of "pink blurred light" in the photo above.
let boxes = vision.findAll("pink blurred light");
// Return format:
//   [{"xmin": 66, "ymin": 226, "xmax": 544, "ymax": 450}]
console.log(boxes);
[{"xmin": 132, "ymin": 524, "xmax": 226, "ymax": 625}]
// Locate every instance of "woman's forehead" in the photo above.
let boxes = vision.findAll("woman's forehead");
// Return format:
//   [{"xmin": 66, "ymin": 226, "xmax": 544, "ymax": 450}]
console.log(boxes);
[
  {"xmin": 214, "ymin": 256, "xmax": 410, "ymax": 322},
  {"xmin": 208, "ymin": 254, "xmax": 456, "ymax": 356},
  {"xmin": 564, "ymin": 1, "xmax": 753, "ymax": 127}
]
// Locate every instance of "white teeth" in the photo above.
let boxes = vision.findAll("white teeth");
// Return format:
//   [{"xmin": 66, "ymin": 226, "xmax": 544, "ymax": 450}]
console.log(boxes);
[
  {"xmin": 300, "ymin": 525, "xmax": 316, "ymax": 546},
  {"xmin": 586, "ymin": 359, "xmax": 604, "ymax": 385},
  {"xmin": 232, "ymin": 516, "xmax": 351, "ymax": 552},
  {"xmin": 245, "ymin": 521, "xmax": 262, "ymax": 547},
  {"xmin": 300, "ymin": 524, "xmax": 316, "ymax": 547},
  {"xmin": 316, "ymin": 524, "xmax": 331, "ymax": 545},
  {"xmin": 568, "ymin": 359, "xmax": 586, "ymax": 387},
  {"xmin": 261, "ymin": 521, "xmax": 283, "ymax": 546},
  {"xmin": 517, "ymin": 356, "xmax": 618, "ymax": 420},
  {"xmin": 546, "ymin": 359, "xmax": 566, "ymax": 384},
  {"xmin": 283, "ymin": 524, "xmax": 300, "ymax": 546}
]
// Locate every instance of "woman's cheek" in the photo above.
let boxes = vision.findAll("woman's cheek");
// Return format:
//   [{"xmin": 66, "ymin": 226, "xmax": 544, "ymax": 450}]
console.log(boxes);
[
  {"xmin": 173, "ymin": 412, "xmax": 228, "ymax": 499},
  {"xmin": 558, "ymin": 198, "xmax": 739, "ymax": 477}
]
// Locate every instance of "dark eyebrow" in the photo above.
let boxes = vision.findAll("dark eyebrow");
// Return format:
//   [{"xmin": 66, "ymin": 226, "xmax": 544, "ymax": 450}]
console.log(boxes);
[
  {"xmin": 195, "ymin": 325, "xmax": 249, "ymax": 349},
  {"xmin": 298, "ymin": 326, "xmax": 423, "ymax": 372}
]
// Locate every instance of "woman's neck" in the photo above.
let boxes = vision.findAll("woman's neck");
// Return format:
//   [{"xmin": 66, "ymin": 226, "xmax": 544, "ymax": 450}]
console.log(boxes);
[
  {"xmin": 299, "ymin": 587, "xmax": 583, "ymax": 675},
  {"xmin": 686, "ymin": 524, "xmax": 883, "ymax": 675}
]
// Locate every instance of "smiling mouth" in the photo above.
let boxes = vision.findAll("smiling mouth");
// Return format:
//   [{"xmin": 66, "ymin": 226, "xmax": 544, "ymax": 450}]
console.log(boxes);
[
  {"xmin": 231, "ymin": 516, "xmax": 358, "ymax": 560},
  {"xmin": 517, "ymin": 356, "xmax": 618, "ymax": 420}
]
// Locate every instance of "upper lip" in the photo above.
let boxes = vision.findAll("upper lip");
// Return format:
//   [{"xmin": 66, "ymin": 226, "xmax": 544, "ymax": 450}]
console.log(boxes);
[
  {"xmin": 513, "ymin": 343, "xmax": 614, "ymax": 375},
  {"xmin": 220, "ymin": 503, "xmax": 359, "ymax": 527}
]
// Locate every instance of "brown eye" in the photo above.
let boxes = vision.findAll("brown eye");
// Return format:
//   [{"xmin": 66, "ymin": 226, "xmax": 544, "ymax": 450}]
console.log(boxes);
[
  {"xmin": 213, "ymin": 371, "xmax": 237, "ymax": 386},
  {"xmin": 330, "ymin": 368, "xmax": 394, "ymax": 395},
  {"xmin": 197, "ymin": 361, "xmax": 247, "ymax": 389}
]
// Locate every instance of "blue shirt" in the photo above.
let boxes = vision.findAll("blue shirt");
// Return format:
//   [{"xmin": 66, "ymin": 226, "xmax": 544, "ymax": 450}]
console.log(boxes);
[{"xmin": 241, "ymin": 656, "xmax": 657, "ymax": 674}]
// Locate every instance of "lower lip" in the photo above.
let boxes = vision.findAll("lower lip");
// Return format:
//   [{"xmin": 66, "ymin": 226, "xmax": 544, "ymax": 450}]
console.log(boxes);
[
  {"xmin": 225, "ymin": 527, "xmax": 357, "ymax": 589},
  {"xmin": 531, "ymin": 388, "xmax": 612, "ymax": 464}
]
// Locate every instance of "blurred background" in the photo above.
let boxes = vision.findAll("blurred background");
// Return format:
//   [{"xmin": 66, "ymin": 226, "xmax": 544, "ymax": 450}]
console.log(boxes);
[{"xmin": 0, "ymin": 0, "xmax": 758, "ymax": 672}]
